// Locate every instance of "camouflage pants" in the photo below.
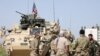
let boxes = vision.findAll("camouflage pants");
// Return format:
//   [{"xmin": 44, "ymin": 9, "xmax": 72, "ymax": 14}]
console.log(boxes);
[
  {"xmin": 74, "ymin": 51, "xmax": 89, "ymax": 56},
  {"xmin": 56, "ymin": 49, "xmax": 69, "ymax": 56}
]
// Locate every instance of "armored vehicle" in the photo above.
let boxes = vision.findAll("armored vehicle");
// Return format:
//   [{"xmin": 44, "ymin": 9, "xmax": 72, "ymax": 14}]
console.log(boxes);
[
  {"xmin": 3, "ymin": 11, "xmax": 46, "ymax": 56},
  {"xmin": 3, "ymin": 11, "xmax": 60, "ymax": 56}
]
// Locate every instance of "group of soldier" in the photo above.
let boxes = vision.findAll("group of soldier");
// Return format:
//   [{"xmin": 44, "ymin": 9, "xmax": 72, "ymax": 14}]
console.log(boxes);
[
  {"xmin": 73, "ymin": 29, "xmax": 100, "ymax": 56},
  {"xmin": 0, "ymin": 23, "xmax": 100, "ymax": 56},
  {"xmin": 29, "ymin": 23, "xmax": 100, "ymax": 56}
]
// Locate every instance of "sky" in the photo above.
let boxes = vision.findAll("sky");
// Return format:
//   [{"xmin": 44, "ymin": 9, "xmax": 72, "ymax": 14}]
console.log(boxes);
[{"xmin": 0, "ymin": 0, "xmax": 100, "ymax": 37}]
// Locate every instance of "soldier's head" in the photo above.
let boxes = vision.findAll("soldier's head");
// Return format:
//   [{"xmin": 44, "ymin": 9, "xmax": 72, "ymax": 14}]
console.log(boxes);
[
  {"xmin": 79, "ymin": 29, "xmax": 85, "ymax": 35},
  {"xmin": 59, "ymin": 29, "xmax": 65, "ymax": 37},
  {"xmin": 88, "ymin": 34, "xmax": 93, "ymax": 41},
  {"xmin": 35, "ymin": 33, "xmax": 41, "ymax": 39}
]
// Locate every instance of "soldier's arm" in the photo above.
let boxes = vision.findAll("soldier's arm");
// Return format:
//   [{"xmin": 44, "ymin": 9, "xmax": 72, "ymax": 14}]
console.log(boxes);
[
  {"xmin": 30, "ymin": 40, "xmax": 37, "ymax": 50},
  {"xmin": 64, "ymin": 40, "xmax": 70, "ymax": 54},
  {"xmin": 95, "ymin": 40, "xmax": 100, "ymax": 47},
  {"xmin": 65, "ymin": 45, "xmax": 69, "ymax": 53},
  {"xmin": 73, "ymin": 39, "xmax": 78, "ymax": 49}
]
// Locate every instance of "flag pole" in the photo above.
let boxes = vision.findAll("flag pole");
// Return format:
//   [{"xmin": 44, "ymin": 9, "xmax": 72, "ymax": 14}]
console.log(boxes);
[{"xmin": 53, "ymin": 0, "xmax": 55, "ymax": 21}]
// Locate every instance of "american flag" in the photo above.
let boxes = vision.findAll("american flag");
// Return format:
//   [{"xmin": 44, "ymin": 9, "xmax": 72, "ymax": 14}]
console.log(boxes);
[{"xmin": 32, "ymin": 3, "xmax": 37, "ymax": 14}]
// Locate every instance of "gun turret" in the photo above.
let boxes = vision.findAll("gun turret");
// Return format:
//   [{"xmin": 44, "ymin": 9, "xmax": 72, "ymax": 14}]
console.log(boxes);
[
  {"xmin": 16, "ymin": 11, "xmax": 45, "ymax": 30},
  {"xmin": 16, "ymin": 11, "xmax": 28, "ymax": 20},
  {"xmin": 16, "ymin": 11, "xmax": 29, "ymax": 30},
  {"xmin": 16, "ymin": 11, "xmax": 26, "ymax": 16}
]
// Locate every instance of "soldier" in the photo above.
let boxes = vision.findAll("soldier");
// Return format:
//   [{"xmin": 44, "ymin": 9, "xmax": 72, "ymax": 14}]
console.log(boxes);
[
  {"xmin": 38, "ymin": 27, "xmax": 53, "ymax": 56},
  {"xmin": 50, "ymin": 35, "xmax": 57, "ymax": 56},
  {"xmin": 64, "ymin": 30, "xmax": 75, "ymax": 43},
  {"xmin": 55, "ymin": 30, "xmax": 70, "ymax": 56},
  {"xmin": 74, "ymin": 29, "xmax": 89, "ymax": 56},
  {"xmin": 88, "ymin": 34, "xmax": 100, "ymax": 56},
  {"xmin": 50, "ymin": 22, "xmax": 60, "ymax": 34},
  {"xmin": 30, "ymin": 33, "xmax": 41, "ymax": 56},
  {"xmin": 0, "ymin": 26, "xmax": 6, "ymax": 37},
  {"xmin": 64, "ymin": 30, "xmax": 74, "ymax": 56}
]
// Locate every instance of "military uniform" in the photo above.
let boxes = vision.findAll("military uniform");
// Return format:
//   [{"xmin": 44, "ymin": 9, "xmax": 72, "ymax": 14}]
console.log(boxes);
[
  {"xmin": 88, "ymin": 40, "xmax": 100, "ymax": 56},
  {"xmin": 55, "ymin": 36, "xmax": 70, "ymax": 56},
  {"xmin": 74, "ymin": 35, "xmax": 89, "ymax": 56},
  {"xmin": 50, "ymin": 36, "xmax": 57, "ymax": 56},
  {"xmin": 30, "ymin": 35, "xmax": 40, "ymax": 56},
  {"xmin": 39, "ymin": 33, "xmax": 54, "ymax": 56},
  {"xmin": 66, "ymin": 39, "xmax": 73, "ymax": 56}
]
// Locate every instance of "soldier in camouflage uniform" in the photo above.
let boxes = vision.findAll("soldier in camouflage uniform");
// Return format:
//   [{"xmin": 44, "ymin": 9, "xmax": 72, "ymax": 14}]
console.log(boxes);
[
  {"xmin": 50, "ymin": 22, "xmax": 60, "ymax": 56},
  {"xmin": 50, "ymin": 35, "xmax": 57, "ymax": 56},
  {"xmin": 38, "ymin": 28, "xmax": 55, "ymax": 56},
  {"xmin": 88, "ymin": 34, "xmax": 100, "ymax": 56},
  {"xmin": 74, "ymin": 29, "xmax": 89, "ymax": 56},
  {"xmin": 30, "ymin": 33, "xmax": 41, "ymax": 56}
]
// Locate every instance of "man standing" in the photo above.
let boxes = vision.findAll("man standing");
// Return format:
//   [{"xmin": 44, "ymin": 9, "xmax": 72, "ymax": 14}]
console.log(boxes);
[
  {"xmin": 30, "ymin": 33, "xmax": 40, "ymax": 56},
  {"xmin": 55, "ymin": 30, "xmax": 70, "ymax": 56},
  {"xmin": 50, "ymin": 35, "xmax": 57, "ymax": 56},
  {"xmin": 88, "ymin": 34, "xmax": 100, "ymax": 56},
  {"xmin": 74, "ymin": 29, "xmax": 89, "ymax": 56}
]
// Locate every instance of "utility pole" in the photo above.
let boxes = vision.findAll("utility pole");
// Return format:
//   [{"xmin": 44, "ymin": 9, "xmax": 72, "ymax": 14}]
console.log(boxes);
[
  {"xmin": 53, "ymin": 0, "xmax": 55, "ymax": 21},
  {"xmin": 27, "ymin": 0, "xmax": 29, "ymax": 14},
  {"xmin": 69, "ymin": 16, "xmax": 72, "ymax": 31}
]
